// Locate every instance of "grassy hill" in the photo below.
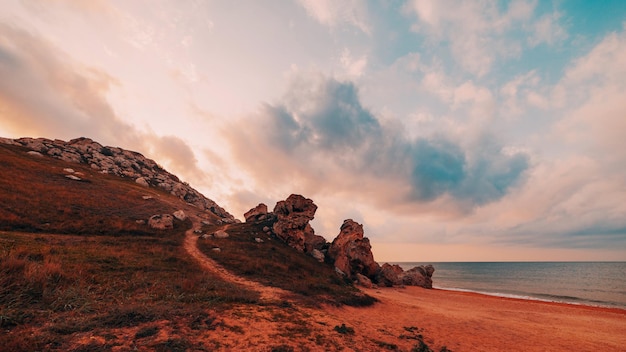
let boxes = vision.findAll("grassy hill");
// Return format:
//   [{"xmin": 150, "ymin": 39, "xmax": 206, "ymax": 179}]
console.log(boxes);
[{"xmin": 0, "ymin": 141, "xmax": 376, "ymax": 351}]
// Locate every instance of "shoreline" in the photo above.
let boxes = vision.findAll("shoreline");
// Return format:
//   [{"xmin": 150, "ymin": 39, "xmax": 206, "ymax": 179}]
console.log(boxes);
[
  {"xmin": 430, "ymin": 287, "xmax": 626, "ymax": 314},
  {"xmin": 431, "ymin": 286, "xmax": 626, "ymax": 311}
]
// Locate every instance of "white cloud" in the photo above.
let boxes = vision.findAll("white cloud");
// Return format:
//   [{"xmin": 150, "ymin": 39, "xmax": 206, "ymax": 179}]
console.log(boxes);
[
  {"xmin": 404, "ymin": 0, "xmax": 541, "ymax": 76},
  {"xmin": 340, "ymin": 48, "xmax": 368, "ymax": 78},
  {"xmin": 528, "ymin": 11, "xmax": 568, "ymax": 46},
  {"xmin": 297, "ymin": 0, "xmax": 370, "ymax": 33}
]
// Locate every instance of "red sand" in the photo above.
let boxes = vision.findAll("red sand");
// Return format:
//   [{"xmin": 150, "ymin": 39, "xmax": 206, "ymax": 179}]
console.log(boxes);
[{"xmin": 324, "ymin": 286, "xmax": 626, "ymax": 351}]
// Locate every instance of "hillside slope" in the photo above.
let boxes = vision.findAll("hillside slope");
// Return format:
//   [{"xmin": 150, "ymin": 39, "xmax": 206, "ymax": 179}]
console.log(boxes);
[{"xmin": 2, "ymin": 138, "xmax": 422, "ymax": 351}]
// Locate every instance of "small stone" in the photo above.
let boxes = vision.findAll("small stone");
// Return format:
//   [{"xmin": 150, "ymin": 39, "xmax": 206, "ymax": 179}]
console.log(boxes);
[
  {"xmin": 142, "ymin": 195, "xmax": 153, "ymax": 200},
  {"xmin": 135, "ymin": 177, "xmax": 149, "ymax": 187},
  {"xmin": 254, "ymin": 237, "xmax": 264, "ymax": 243},
  {"xmin": 65, "ymin": 174, "xmax": 82, "ymax": 181},
  {"xmin": 213, "ymin": 230, "xmax": 229, "ymax": 239},
  {"xmin": 173, "ymin": 210, "xmax": 187, "ymax": 221},
  {"xmin": 63, "ymin": 168, "xmax": 75, "ymax": 173},
  {"xmin": 211, "ymin": 247, "xmax": 221, "ymax": 252},
  {"xmin": 27, "ymin": 151, "xmax": 43, "ymax": 157}
]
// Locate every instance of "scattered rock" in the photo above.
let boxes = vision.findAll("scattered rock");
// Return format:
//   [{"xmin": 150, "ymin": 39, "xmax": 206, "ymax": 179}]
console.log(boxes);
[
  {"xmin": 244, "ymin": 203, "xmax": 268, "ymax": 222},
  {"xmin": 173, "ymin": 210, "xmax": 187, "ymax": 221},
  {"xmin": 142, "ymin": 195, "xmax": 153, "ymax": 200},
  {"xmin": 7, "ymin": 136, "xmax": 235, "ymax": 222},
  {"xmin": 310, "ymin": 249, "xmax": 325, "ymax": 263},
  {"xmin": 355, "ymin": 273, "xmax": 373, "ymax": 288},
  {"xmin": 148, "ymin": 214, "xmax": 174, "ymax": 230},
  {"xmin": 27, "ymin": 151, "xmax": 43, "ymax": 157},
  {"xmin": 135, "ymin": 177, "xmax": 149, "ymax": 187},
  {"xmin": 262, "ymin": 226, "xmax": 271, "ymax": 233},
  {"xmin": 254, "ymin": 237, "xmax": 264, "ymax": 243},
  {"xmin": 63, "ymin": 168, "xmax": 75, "ymax": 173},
  {"xmin": 212, "ymin": 230, "xmax": 229, "ymax": 239},
  {"xmin": 65, "ymin": 174, "xmax": 82, "ymax": 181},
  {"xmin": 328, "ymin": 219, "xmax": 380, "ymax": 281},
  {"xmin": 200, "ymin": 233, "xmax": 212, "ymax": 239}
]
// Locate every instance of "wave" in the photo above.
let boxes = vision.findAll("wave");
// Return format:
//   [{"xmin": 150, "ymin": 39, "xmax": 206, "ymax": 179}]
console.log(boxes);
[{"xmin": 433, "ymin": 286, "xmax": 626, "ymax": 309}]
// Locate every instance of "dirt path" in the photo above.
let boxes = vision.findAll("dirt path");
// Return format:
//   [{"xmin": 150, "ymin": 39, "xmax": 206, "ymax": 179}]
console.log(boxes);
[{"xmin": 183, "ymin": 218, "xmax": 289, "ymax": 302}]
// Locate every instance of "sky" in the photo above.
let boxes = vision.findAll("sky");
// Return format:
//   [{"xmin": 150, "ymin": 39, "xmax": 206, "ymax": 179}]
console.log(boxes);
[{"xmin": 1, "ymin": 0, "xmax": 625, "ymax": 262}]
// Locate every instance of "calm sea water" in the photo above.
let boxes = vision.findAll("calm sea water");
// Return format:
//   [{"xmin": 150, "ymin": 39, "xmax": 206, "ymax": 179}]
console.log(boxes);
[{"xmin": 392, "ymin": 262, "xmax": 626, "ymax": 309}]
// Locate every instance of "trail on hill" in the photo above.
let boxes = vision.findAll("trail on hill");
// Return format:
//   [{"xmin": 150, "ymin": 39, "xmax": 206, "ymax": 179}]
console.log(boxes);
[{"xmin": 183, "ymin": 219, "xmax": 289, "ymax": 302}]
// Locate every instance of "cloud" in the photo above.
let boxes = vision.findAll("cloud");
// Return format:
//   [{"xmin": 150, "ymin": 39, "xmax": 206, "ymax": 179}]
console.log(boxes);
[
  {"xmin": 0, "ymin": 23, "xmax": 206, "ymax": 186},
  {"xmin": 296, "ymin": 0, "xmax": 370, "ymax": 33},
  {"xmin": 528, "ymin": 11, "xmax": 567, "ymax": 46},
  {"xmin": 404, "ymin": 0, "xmax": 568, "ymax": 77},
  {"xmin": 0, "ymin": 23, "xmax": 126, "ymax": 143},
  {"xmin": 226, "ymin": 72, "xmax": 529, "ymax": 214}
]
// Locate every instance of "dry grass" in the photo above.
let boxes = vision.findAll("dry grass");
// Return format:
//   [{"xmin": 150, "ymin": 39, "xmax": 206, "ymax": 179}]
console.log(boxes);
[
  {"xmin": 0, "ymin": 141, "xmax": 385, "ymax": 351},
  {"xmin": 198, "ymin": 221, "xmax": 377, "ymax": 307},
  {"xmin": 0, "ymin": 143, "xmax": 259, "ymax": 350},
  {"xmin": 0, "ymin": 143, "xmax": 178, "ymax": 235}
]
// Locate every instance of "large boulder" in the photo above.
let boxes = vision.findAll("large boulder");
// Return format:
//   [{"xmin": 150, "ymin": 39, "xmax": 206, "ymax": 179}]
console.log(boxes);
[
  {"xmin": 328, "ymin": 219, "xmax": 380, "ymax": 281},
  {"xmin": 148, "ymin": 214, "xmax": 174, "ymax": 230},
  {"xmin": 272, "ymin": 194, "xmax": 324, "ymax": 252},
  {"xmin": 244, "ymin": 203, "xmax": 268, "ymax": 222},
  {"xmin": 377, "ymin": 263, "xmax": 404, "ymax": 287},
  {"xmin": 401, "ymin": 265, "xmax": 435, "ymax": 288}
]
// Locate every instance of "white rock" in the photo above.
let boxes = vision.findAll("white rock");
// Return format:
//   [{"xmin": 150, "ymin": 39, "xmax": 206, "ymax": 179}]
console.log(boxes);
[
  {"xmin": 211, "ymin": 247, "xmax": 221, "ymax": 252},
  {"xmin": 212, "ymin": 230, "xmax": 229, "ymax": 239},
  {"xmin": 27, "ymin": 151, "xmax": 43, "ymax": 157},
  {"xmin": 135, "ymin": 177, "xmax": 149, "ymax": 187},
  {"xmin": 65, "ymin": 175, "xmax": 82, "ymax": 181},
  {"xmin": 173, "ymin": 210, "xmax": 187, "ymax": 221},
  {"xmin": 63, "ymin": 168, "xmax": 75, "ymax": 173},
  {"xmin": 254, "ymin": 237, "xmax": 264, "ymax": 243}
]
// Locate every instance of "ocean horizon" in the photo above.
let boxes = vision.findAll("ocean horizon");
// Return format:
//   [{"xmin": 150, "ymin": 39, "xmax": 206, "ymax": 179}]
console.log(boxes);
[{"xmin": 392, "ymin": 261, "xmax": 626, "ymax": 309}]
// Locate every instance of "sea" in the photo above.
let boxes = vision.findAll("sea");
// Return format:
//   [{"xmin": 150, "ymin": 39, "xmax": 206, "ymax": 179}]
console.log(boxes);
[{"xmin": 393, "ymin": 262, "xmax": 626, "ymax": 309}]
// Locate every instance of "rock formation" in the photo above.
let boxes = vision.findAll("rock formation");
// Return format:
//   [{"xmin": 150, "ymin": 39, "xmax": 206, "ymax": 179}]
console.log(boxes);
[
  {"xmin": 328, "ymin": 219, "xmax": 380, "ymax": 281},
  {"xmin": 377, "ymin": 263, "xmax": 404, "ymax": 287},
  {"xmin": 402, "ymin": 265, "xmax": 435, "ymax": 288},
  {"xmin": 271, "ymin": 194, "xmax": 325, "ymax": 253},
  {"xmin": 244, "ymin": 203, "xmax": 268, "ymax": 222},
  {"xmin": 3, "ymin": 137, "xmax": 234, "ymax": 222}
]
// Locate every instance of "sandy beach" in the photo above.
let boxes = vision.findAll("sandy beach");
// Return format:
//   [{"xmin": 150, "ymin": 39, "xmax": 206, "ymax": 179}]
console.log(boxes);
[
  {"xmin": 157, "ymin": 285, "xmax": 626, "ymax": 351},
  {"xmin": 321, "ymin": 286, "xmax": 626, "ymax": 351}
]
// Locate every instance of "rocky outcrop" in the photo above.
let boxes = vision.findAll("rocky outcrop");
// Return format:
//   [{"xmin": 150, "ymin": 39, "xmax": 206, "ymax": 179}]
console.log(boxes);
[
  {"xmin": 3, "ymin": 137, "xmax": 234, "ymax": 221},
  {"xmin": 271, "ymin": 194, "xmax": 325, "ymax": 253},
  {"xmin": 244, "ymin": 203, "xmax": 268, "ymax": 222},
  {"xmin": 327, "ymin": 220, "xmax": 435, "ymax": 289},
  {"xmin": 375, "ymin": 263, "xmax": 435, "ymax": 288},
  {"xmin": 377, "ymin": 263, "xmax": 404, "ymax": 287},
  {"xmin": 328, "ymin": 219, "xmax": 380, "ymax": 281},
  {"xmin": 402, "ymin": 265, "xmax": 435, "ymax": 288}
]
